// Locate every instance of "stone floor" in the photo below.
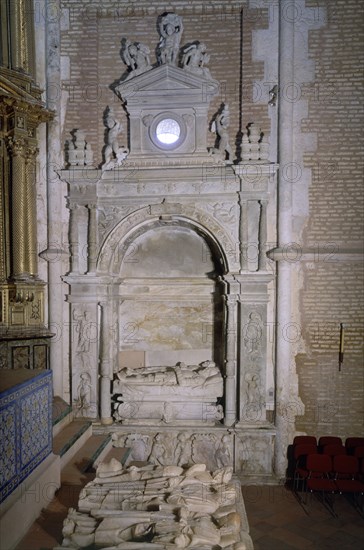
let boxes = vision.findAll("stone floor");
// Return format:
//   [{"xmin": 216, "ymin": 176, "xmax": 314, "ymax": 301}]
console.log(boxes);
[
  {"xmin": 13, "ymin": 480, "xmax": 364, "ymax": 549},
  {"xmin": 242, "ymin": 484, "xmax": 364, "ymax": 549}
]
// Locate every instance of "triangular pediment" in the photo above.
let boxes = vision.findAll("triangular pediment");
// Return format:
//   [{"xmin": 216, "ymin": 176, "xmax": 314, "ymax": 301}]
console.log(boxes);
[{"xmin": 116, "ymin": 64, "xmax": 219, "ymax": 98}]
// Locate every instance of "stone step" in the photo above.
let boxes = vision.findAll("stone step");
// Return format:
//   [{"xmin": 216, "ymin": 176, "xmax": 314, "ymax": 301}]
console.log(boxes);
[
  {"xmin": 53, "ymin": 420, "xmax": 92, "ymax": 468},
  {"xmin": 52, "ymin": 396, "xmax": 73, "ymax": 437},
  {"xmin": 61, "ymin": 434, "xmax": 112, "ymax": 485}
]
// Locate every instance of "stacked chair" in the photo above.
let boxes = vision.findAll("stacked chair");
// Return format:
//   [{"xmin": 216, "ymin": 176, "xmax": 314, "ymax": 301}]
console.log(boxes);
[{"xmin": 290, "ymin": 435, "xmax": 364, "ymax": 516}]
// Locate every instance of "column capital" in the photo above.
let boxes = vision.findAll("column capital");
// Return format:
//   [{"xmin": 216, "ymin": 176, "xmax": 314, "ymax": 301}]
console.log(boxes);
[
  {"xmin": 225, "ymin": 294, "xmax": 238, "ymax": 307},
  {"xmin": 25, "ymin": 145, "xmax": 39, "ymax": 163},
  {"xmin": 69, "ymin": 202, "xmax": 82, "ymax": 212},
  {"xmin": 6, "ymin": 136, "xmax": 27, "ymax": 157}
]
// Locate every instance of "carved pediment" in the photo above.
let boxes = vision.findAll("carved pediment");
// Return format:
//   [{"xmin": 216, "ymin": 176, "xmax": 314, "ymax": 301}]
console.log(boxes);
[{"xmin": 116, "ymin": 64, "xmax": 219, "ymax": 105}]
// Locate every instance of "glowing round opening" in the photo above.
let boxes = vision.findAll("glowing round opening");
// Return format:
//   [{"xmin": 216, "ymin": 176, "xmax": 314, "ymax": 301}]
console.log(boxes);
[{"xmin": 156, "ymin": 118, "xmax": 181, "ymax": 145}]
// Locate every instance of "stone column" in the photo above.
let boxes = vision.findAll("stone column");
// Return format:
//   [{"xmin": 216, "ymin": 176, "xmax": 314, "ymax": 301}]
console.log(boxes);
[
  {"xmin": 87, "ymin": 204, "xmax": 97, "ymax": 273},
  {"xmin": 259, "ymin": 200, "xmax": 268, "ymax": 271},
  {"xmin": 99, "ymin": 301, "xmax": 113, "ymax": 425},
  {"xmin": 224, "ymin": 294, "xmax": 238, "ymax": 426},
  {"xmin": 275, "ymin": 2, "xmax": 296, "ymax": 478},
  {"xmin": 239, "ymin": 194, "xmax": 249, "ymax": 272},
  {"xmin": 69, "ymin": 204, "xmax": 81, "ymax": 273},
  {"xmin": 46, "ymin": 0, "xmax": 65, "ymax": 398}
]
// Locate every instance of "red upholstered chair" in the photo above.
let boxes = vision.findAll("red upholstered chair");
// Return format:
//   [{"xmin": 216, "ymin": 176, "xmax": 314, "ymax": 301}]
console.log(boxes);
[
  {"xmin": 354, "ymin": 446, "xmax": 364, "ymax": 459},
  {"xmin": 354, "ymin": 445, "xmax": 364, "ymax": 481},
  {"xmin": 293, "ymin": 435, "xmax": 317, "ymax": 447},
  {"xmin": 333, "ymin": 455, "xmax": 364, "ymax": 508},
  {"xmin": 360, "ymin": 458, "xmax": 364, "ymax": 483},
  {"xmin": 322, "ymin": 444, "xmax": 347, "ymax": 458},
  {"xmin": 318, "ymin": 436, "xmax": 342, "ymax": 449},
  {"xmin": 293, "ymin": 444, "xmax": 317, "ymax": 492},
  {"xmin": 306, "ymin": 454, "xmax": 337, "ymax": 515},
  {"xmin": 345, "ymin": 438, "xmax": 364, "ymax": 455}
]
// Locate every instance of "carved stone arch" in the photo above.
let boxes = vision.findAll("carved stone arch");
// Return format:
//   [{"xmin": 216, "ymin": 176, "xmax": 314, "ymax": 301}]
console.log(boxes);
[{"xmin": 97, "ymin": 202, "xmax": 239, "ymax": 275}]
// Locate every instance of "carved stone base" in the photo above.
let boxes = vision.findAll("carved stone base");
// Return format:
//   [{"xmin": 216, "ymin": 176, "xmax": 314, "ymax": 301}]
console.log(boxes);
[
  {"xmin": 93, "ymin": 423, "xmax": 277, "ymax": 481},
  {"xmin": 0, "ymin": 327, "xmax": 53, "ymax": 370}
]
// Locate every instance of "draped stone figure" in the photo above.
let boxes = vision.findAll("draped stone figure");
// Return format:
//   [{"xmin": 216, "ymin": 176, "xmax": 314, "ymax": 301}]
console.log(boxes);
[{"xmin": 157, "ymin": 12, "xmax": 184, "ymax": 65}]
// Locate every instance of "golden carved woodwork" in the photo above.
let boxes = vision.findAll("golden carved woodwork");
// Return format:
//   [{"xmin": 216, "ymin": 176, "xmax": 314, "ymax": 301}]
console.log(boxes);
[{"xmin": 0, "ymin": 1, "xmax": 53, "ymax": 331}]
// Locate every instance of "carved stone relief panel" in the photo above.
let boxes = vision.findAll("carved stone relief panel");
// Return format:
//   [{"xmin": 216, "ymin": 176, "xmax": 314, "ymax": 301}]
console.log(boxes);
[
  {"xmin": 71, "ymin": 304, "xmax": 98, "ymax": 418},
  {"xmin": 112, "ymin": 429, "xmax": 234, "ymax": 471},
  {"xmin": 191, "ymin": 432, "xmax": 233, "ymax": 471},
  {"xmin": 235, "ymin": 431, "xmax": 275, "ymax": 476},
  {"xmin": 239, "ymin": 305, "xmax": 267, "ymax": 425}
]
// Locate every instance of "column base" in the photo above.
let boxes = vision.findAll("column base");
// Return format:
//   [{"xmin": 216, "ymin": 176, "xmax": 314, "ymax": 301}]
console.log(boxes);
[{"xmin": 101, "ymin": 416, "xmax": 113, "ymax": 426}]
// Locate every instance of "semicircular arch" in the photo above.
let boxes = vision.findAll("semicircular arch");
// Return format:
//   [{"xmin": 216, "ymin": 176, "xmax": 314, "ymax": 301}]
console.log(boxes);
[{"xmin": 97, "ymin": 203, "xmax": 239, "ymax": 275}]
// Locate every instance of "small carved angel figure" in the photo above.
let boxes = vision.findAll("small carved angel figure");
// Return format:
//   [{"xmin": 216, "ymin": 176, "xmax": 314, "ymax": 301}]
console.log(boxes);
[
  {"xmin": 182, "ymin": 42, "xmax": 211, "ymax": 77},
  {"xmin": 157, "ymin": 12, "xmax": 184, "ymax": 65},
  {"xmin": 102, "ymin": 107, "xmax": 128, "ymax": 170},
  {"xmin": 123, "ymin": 39, "xmax": 151, "ymax": 73},
  {"xmin": 211, "ymin": 104, "xmax": 233, "ymax": 162}
]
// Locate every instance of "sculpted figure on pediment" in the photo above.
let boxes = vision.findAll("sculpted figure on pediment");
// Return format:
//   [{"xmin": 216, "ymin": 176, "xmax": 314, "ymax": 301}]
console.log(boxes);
[
  {"xmin": 157, "ymin": 12, "xmax": 184, "ymax": 65},
  {"xmin": 122, "ymin": 39, "xmax": 152, "ymax": 79},
  {"xmin": 182, "ymin": 41, "xmax": 211, "ymax": 79}
]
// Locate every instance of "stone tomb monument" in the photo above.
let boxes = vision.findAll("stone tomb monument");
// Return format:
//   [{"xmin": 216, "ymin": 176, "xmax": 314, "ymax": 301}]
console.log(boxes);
[
  {"xmin": 62, "ymin": 11, "xmax": 277, "ymax": 481},
  {"xmin": 113, "ymin": 360, "xmax": 223, "ymax": 424},
  {"xmin": 55, "ymin": 460, "xmax": 253, "ymax": 549}
]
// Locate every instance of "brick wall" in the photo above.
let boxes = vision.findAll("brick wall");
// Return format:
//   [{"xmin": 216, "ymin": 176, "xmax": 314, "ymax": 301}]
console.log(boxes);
[
  {"xmin": 60, "ymin": 0, "xmax": 270, "ymax": 165},
  {"xmin": 297, "ymin": 0, "xmax": 364, "ymax": 437},
  {"xmin": 296, "ymin": 262, "xmax": 364, "ymax": 437},
  {"xmin": 59, "ymin": 0, "xmax": 363, "ymax": 438}
]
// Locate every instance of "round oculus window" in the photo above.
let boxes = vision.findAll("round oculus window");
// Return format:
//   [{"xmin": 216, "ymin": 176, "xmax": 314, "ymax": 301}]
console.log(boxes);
[{"xmin": 155, "ymin": 118, "xmax": 181, "ymax": 145}]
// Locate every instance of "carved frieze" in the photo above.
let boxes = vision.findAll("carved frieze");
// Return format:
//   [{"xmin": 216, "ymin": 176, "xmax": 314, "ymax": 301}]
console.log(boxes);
[{"xmin": 112, "ymin": 429, "xmax": 234, "ymax": 471}]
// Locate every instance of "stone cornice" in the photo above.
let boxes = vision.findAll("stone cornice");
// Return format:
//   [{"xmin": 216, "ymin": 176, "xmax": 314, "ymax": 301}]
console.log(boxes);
[
  {"xmin": 79, "ymin": 0, "xmax": 248, "ymax": 18},
  {"xmin": 0, "ymin": 70, "xmax": 54, "ymax": 123}
]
